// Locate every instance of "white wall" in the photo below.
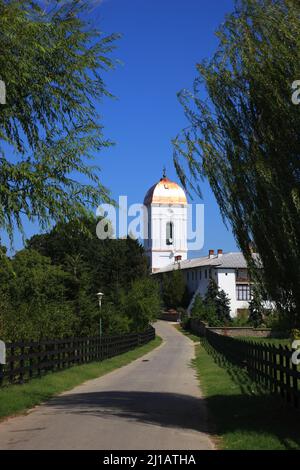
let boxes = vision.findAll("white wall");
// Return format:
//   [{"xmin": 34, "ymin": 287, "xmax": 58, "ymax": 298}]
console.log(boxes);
[
  {"xmin": 217, "ymin": 268, "xmax": 249, "ymax": 317},
  {"xmin": 185, "ymin": 267, "xmax": 250, "ymax": 317},
  {"xmin": 145, "ymin": 203, "xmax": 187, "ymax": 272}
]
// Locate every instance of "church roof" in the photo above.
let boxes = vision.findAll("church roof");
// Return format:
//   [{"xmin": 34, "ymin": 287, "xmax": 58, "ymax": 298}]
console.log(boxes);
[
  {"xmin": 153, "ymin": 252, "xmax": 258, "ymax": 274},
  {"xmin": 144, "ymin": 176, "xmax": 187, "ymax": 206}
]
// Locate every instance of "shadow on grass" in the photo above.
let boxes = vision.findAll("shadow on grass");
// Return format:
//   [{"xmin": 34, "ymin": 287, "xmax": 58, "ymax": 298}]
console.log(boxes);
[
  {"xmin": 192, "ymin": 338, "xmax": 300, "ymax": 449},
  {"xmin": 200, "ymin": 338, "xmax": 266, "ymax": 396}
]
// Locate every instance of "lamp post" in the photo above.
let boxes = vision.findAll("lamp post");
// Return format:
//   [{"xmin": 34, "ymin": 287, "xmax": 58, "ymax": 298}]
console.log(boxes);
[{"xmin": 96, "ymin": 292, "xmax": 104, "ymax": 338}]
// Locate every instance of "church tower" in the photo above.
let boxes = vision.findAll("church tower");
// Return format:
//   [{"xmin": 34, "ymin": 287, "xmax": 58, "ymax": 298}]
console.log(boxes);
[{"xmin": 143, "ymin": 169, "xmax": 188, "ymax": 272}]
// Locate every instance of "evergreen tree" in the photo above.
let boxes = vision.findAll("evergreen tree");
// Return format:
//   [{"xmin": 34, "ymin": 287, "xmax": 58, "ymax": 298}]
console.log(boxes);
[
  {"xmin": 161, "ymin": 270, "xmax": 186, "ymax": 309},
  {"xmin": 204, "ymin": 279, "xmax": 219, "ymax": 306},
  {"xmin": 217, "ymin": 289, "xmax": 231, "ymax": 325},
  {"xmin": 204, "ymin": 279, "xmax": 231, "ymax": 325},
  {"xmin": 191, "ymin": 294, "xmax": 219, "ymax": 326},
  {"xmin": 248, "ymin": 287, "xmax": 264, "ymax": 327}
]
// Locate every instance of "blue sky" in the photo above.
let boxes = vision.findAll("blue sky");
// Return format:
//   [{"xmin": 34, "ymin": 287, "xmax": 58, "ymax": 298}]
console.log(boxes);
[{"xmin": 4, "ymin": 0, "xmax": 239, "ymax": 256}]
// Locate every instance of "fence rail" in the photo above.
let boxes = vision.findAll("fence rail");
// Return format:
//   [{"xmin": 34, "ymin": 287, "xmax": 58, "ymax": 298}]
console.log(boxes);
[
  {"xmin": 193, "ymin": 324, "xmax": 300, "ymax": 409},
  {"xmin": 0, "ymin": 326, "xmax": 155, "ymax": 387}
]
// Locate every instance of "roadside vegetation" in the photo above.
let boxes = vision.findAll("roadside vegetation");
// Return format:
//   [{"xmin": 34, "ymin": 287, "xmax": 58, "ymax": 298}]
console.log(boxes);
[
  {"xmin": 0, "ymin": 217, "xmax": 161, "ymax": 342},
  {"xmin": 193, "ymin": 337, "xmax": 300, "ymax": 450},
  {"xmin": 0, "ymin": 335, "xmax": 162, "ymax": 421},
  {"xmin": 176, "ymin": 325, "xmax": 299, "ymax": 450},
  {"xmin": 174, "ymin": 0, "xmax": 300, "ymax": 331}
]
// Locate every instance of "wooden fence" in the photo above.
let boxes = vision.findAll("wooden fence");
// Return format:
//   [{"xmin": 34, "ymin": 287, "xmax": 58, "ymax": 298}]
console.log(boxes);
[
  {"xmin": 203, "ymin": 328, "xmax": 300, "ymax": 409},
  {"xmin": 0, "ymin": 326, "xmax": 155, "ymax": 387}
]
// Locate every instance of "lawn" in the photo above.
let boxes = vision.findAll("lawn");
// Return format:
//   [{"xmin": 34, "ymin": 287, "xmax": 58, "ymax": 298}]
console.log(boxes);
[
  {"xmin": 192, "ymin": 339, "xmax": 300, "ymax": 450},
  {"xmin": 176, "ymin": 325, "xmax": 300, "ymax": 450},
  {"xmin": 0, "ymin": 336, "xmax": 162, "ymax": 421}
]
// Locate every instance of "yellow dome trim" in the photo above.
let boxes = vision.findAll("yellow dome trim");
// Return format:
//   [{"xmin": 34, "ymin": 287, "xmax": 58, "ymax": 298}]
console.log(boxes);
[{"xmin": 144, "ymin": 177, "xmax": 188, "ymax": 206}]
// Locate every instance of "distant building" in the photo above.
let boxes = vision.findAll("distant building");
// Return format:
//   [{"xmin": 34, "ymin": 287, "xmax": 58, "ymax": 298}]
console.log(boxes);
[
  {"xmin": 143, "ymin": 168, "xmax": 188, "ymax": 272},
  {"xmin": 144, "ymin": 171, "xmax": 253, "ymax": 317}
]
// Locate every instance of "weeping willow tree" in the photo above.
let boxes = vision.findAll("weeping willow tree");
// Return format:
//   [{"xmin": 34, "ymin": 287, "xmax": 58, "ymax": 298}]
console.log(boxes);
[
  {"xmin": 0, "ymin": 0, "xmax": 119, "ymax": 241},
  {"xmin": 173, "ymin": 0, "xmax": 300, "ymax": 326}
]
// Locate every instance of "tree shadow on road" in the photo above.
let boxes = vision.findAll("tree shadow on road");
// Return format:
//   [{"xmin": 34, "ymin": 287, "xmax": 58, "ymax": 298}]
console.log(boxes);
[
  {"xmin": 46, "ymin": 390, "xmax": 213, "ymax": 434},
  {"xmin": 44, "ymin": 388, "xmax": 300, "ymax": 449}
]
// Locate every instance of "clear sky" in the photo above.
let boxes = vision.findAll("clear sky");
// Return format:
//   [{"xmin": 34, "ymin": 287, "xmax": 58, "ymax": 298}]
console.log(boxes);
[{"xmin": 4, "ymin": 0, "xmax": 239, "ymax": 256}]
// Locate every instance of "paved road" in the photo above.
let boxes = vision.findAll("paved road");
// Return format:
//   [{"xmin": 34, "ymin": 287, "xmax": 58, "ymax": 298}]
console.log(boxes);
[{"xmin": 0, "ymin": 321, "xmax": 214, "ymax": 450}]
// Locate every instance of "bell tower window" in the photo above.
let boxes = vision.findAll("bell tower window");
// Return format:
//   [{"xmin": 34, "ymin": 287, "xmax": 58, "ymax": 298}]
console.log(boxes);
[{"xmin": 166, "ymin": 221, "xmax": 174, "ymax": 246}]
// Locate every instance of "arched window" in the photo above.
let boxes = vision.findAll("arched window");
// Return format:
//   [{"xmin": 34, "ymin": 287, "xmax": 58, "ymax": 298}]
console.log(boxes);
[{"xmin": 166, "ymin": 221, "xmax": 174, "ymax": 245}]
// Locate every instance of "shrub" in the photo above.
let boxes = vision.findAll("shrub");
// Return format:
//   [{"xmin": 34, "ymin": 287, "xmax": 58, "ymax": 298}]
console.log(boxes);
[
  {"xmin": 191, "ymin": 295, "xmax": 221, "ymax": 327},
  {"xmin": 161, "ymin": 270, "xmax": 186, "ymax": 309}
]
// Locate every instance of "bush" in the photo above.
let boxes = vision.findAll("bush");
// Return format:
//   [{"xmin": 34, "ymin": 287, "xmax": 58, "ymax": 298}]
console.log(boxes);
[
  {"xmin": 161, "ymin": 270, "xmax": 186, "ymax": 309},
  {"xmin": 231, "ymin": 309, "xmax": 250, "ymax": 327},
  {"xmin": 203, "ymin": 279, "xmax": 231, "ymax": 325},
  {"xmin": 291, "ymin": 329, "xmax": 300, "ymax": 341},
  {"xmin": 178, "ymin": 308, "xmax": 190, "ymax": 329},
  {"xmin": 120, "ymin": 277, "xmax": 161, "ymax": 332},
  {"xmin": 191, "ymin": 295, "xmax": 221, "ymax": 327}
]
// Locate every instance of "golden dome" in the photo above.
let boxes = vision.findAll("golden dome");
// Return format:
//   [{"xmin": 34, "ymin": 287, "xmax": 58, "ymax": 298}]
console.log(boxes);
[{"xmin": 144, "ymin": 176, "xmax": 188, "ymax": 206}]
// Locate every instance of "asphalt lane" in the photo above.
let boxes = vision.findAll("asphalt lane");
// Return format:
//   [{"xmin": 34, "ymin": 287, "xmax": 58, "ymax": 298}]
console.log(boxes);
[{"xmin": 0, "ymin": 321, "xmax": 214, "ymax": 450}]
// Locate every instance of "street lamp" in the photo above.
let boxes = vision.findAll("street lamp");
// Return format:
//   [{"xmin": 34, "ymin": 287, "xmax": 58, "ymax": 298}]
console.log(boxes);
[{"xmin": 96, "ymin": 292, "xmax": 104, "ymax": 337}]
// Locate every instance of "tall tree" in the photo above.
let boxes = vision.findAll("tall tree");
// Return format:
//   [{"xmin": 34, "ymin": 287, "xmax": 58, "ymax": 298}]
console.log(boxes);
[
  {"xmin": 161, "ymin": 270, "xmax": 186, "ymax": 309},
  {"xmin": 173, "ymin": 0, "xmax": 300, "ymax": 326},
  {"xmin": 0, "ymin": 0, "xmax": 118, "ymax": 241},
  {"xmin": 204, "ymin": 279, "xmax": 231, "ymax": 324},
  {"xmin": 27, "ymin": 216, "xmax": 148, "ymax": 303}
]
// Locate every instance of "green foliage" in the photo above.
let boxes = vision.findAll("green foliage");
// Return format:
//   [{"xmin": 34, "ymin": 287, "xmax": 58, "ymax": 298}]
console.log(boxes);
[
  {"xmin": 180, "ymin": 311, "xmax": 190, "ymax": 330},
  {"xmin": 100, "ymin": 301, "xmax": 131, "ymax": 335},
  {"xmin": 204, "ymin": 279, "xmax": 231, "ymax": 325},
  {"xmin": 0, "ymin": 336, "xmax": 162, "ymax": 421},
  {"xmin": 0, "ymin": 218, "xmax": 156, "ymax": 341},
  {"xmin": 120, "ymin": 277, "xmax": 161, "ymax": 332},
  {"xmin": 0, "ymin": 0, "xmax": 119, "ymax": 240},
  {"xmin": 27, "ymin": 216, "xmax": 148, "ymax": 304},
  {"xmin": 190, "ymin": 281, "xmax": 231, "ymax": 326},
  {"xmin": 191, "ymin": 294, "xmax": 219, "ymax": 326},
  {"xmin": 231, "ymin": 310, "xmax": 250, "ymax": 327},
  {"xmin": 193, "ymin": 341, "xmax": 300, "ymax": 450},
  {"xmin": 248, "ymin": 288, "xmax": 264, "ymax": 327},
  {"xmin": 161, "ymin": 269, "xmax": 186, "ymax": 308},
  {"xmin": 291, "ymin": 329, "xmax": 300, "ymax": 341},
  {"xmin": 0, "ymin": 249, "xmax": 77, "ymax": 341},
  {"xmin": 173, "ymin": 0, "xmax": 300, "ymax": 327},
  {"xmin": 263, "ymin": 309, "xmax": 291, "ymax": 333}
]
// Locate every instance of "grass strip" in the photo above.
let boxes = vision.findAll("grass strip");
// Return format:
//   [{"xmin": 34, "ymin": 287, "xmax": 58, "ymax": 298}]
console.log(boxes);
[
  {"xmin": 0, "ymin": 336, "xmax": 162, "ymax": 421},
  {"xmin": 193, "ymin": 340, "xmax": 300, "ymax": 450}
]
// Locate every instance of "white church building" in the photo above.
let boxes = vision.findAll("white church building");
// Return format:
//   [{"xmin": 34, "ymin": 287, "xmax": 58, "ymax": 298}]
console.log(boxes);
[{"xmin": 143, "ymin": 171, "xmax": 252, "ymax": 317}]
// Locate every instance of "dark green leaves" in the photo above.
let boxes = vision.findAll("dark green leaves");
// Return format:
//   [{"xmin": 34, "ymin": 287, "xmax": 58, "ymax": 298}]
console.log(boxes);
[
  {"xmin": 0, "ymin": 1, "xmax": 119, "ymax": 241},
  {"xmin": 174, "ymin": 0, "xmax": 300, "ymax": 325}
]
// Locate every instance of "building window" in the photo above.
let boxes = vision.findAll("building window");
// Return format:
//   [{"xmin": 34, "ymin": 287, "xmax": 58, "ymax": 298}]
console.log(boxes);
[
  {"xmin": 236, "ymin": 269, "xmax": 249, "ymax": 282},
  {"xmin": 195, "ymin": 271, "xmax": 198, "ymax": 281},
  {"xmin": 187, "ymin": 272, "xmax": 189, "ymax": 281},
  {"xmin": 199, "ymin": 270, "xmax": 202, "ymax": 280},
  {"xmin": 166, "ymin": 222, "xmax": 174, "ymax": 245},
  {"xmin": 205, "ymin": 269, "xmax": 207, "ymax": 279},
  {"xmin": 236, "ymin": 284, "xmax": 251, "ymax": 301}
]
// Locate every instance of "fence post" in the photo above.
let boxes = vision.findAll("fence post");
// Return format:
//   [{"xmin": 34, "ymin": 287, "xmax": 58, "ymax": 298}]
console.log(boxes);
[
  {"xmin": 9, "ymin": 345, "xmax": 15, "ymax": 383},
  {"xmin": 292, "ymin": 358, "xmax": 299, "ymax": 408},
  {"xmin": 279, "ymin": 345, "xmax": 284, "ymax": 399}
]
